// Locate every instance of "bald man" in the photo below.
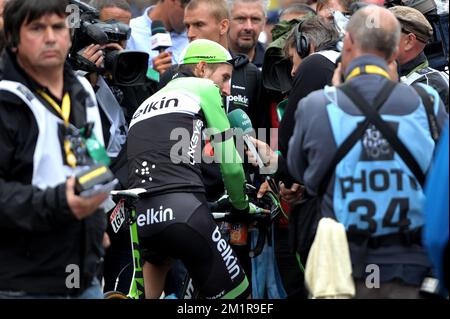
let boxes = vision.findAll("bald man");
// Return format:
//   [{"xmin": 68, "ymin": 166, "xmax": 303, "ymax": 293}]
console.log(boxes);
[{"xmin": 287, "ymin": 5, "xmax": 448, "ymax": 299}]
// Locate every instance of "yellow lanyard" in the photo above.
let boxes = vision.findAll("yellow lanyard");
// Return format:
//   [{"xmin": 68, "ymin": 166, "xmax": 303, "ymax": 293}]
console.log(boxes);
[
  {"xmin": 345, "ymin": 65, "xmax": 391, "ymax": 82},
  {"xmin": 37, "ymin": 90, "xmax": 77, "ymax": 167},
  {"xmin": 38, "ymin": 90, "xmax": 71, "ymax": 125}
]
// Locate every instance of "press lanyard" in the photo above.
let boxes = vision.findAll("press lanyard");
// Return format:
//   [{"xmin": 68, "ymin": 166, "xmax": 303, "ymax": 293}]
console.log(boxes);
[
  {"xmin": 37, "ymin": 90, "xmax": 77, "ymax": 167},
  {"xmin": 345, "ymin": 65, "xmax": 391, "ymax": 82}
]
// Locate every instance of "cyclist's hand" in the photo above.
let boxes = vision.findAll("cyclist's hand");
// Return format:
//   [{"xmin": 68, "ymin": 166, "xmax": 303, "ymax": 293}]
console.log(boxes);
[
  {"xmin": 66, "ymin": 177, "xmax": 108, "ymax": 220},
  {"xmin": 231, "ymin": 203, "xmax": 268, "ymax": 215},
  {"xmin": 209, "ymin": 194, "xmax": 231, "ymax": 212},
  {"xmin": 248, "ymin": 202, "xmax": 258, "ymax": 214}
]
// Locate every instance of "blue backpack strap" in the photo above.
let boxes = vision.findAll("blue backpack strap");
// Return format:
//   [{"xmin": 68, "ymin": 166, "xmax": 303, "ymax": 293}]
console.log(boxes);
[
  {"xmin": 317, "ymin": 80, "xmax": 398, "ymax": 196},
  {"xmin": 339, "ymin": 81, "xmax": 426, "ymax": 187}
]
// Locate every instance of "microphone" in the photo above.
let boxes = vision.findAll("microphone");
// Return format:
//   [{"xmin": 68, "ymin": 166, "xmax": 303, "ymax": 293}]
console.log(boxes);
[
  {"xmin": 227, "ymin": 109, "xmax": 265, "ymax": 169},
  {"xmin": 150, "ymin": 20, "xmax": 172, "ymax": 53}
]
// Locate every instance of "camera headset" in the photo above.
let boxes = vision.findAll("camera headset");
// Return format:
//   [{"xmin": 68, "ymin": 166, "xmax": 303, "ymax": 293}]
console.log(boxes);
[{"xmin": 294, "ymin": 19, "xmax": 311, "ymax": 59}]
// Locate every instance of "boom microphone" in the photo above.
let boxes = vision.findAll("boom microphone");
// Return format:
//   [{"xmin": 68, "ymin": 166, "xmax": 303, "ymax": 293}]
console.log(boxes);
[{"xmin": 227, "ymin": 109, "xmax": 265, "ymax": 168}]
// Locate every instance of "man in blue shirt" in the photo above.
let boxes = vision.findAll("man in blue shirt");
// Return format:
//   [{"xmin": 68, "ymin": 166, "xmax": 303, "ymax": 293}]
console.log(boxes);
[{"xmin": 126, "ymin": 0, "xmax": 190, "ymax": 78}]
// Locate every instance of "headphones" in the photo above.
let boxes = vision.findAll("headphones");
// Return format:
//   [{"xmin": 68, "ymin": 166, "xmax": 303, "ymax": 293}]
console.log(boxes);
[{"xmin": 294, "ymin": 20, "xmax": 310, "ymax": 59}]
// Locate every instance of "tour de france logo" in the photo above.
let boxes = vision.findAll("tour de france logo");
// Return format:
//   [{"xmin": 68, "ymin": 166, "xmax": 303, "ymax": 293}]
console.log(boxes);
[{"xmin": 360, "ymin": 123, "xmax": 397, "ymax": 161}]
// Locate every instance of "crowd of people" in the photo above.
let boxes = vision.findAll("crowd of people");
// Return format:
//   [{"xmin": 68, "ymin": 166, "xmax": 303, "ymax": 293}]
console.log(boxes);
[{"xmin": 0, "ymin": 0, "xmax": 448, "ymax": 299}]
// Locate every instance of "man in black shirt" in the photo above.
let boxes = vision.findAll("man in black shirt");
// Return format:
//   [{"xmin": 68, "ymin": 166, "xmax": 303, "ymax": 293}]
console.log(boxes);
[
  {"xmin": 278, "ymin": 16, "xmax": 340, "ymax": 186},
  {"xmin": 0, "ymin": 0, "xmax": 108, "ymax": 298}
]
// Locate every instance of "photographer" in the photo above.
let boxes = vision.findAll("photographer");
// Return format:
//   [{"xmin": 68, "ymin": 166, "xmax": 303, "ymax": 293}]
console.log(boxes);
[
  {"xmin": 0, "ymin": 0, "xmax": 108, "ymax": 298},
  {"xmin": 287, "ymin": 5, "xmax": 448, "ymax": 298}
]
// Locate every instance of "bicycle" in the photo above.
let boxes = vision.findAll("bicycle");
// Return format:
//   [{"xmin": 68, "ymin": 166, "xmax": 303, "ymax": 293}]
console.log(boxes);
[
  {"xmin": 103, "ymin": 185, "xmax": 284, "ymax": 299},
  {"xmin": 103, "ymin": 188, "xmax": 146, "ymax": 300},
  {"xmin": 180, "ymin": 184, "xmax": 284, "ymax": 299}
]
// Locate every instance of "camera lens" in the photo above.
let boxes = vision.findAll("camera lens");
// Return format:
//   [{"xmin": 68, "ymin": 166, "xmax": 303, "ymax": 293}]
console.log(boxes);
[{"xmin": 105, "ymin": 50, "xmax": 149, "ymax": 86}]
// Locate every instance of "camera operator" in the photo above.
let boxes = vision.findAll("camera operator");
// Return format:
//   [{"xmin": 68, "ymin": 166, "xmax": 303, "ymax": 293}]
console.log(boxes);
[
  {"xmin": 73, "ymin": 1, "xmax": 131, "ymax": 182},
  {"xmin": 0, "ymin": 0, "xmax": 109, "ymax": 298},
  {"xmin": 278, "ymin": 16, "xmax": 340, "ymax": 187},
  {"xmin": 90, "ymin": 0, "xmax": 132, "ymax": 24}
]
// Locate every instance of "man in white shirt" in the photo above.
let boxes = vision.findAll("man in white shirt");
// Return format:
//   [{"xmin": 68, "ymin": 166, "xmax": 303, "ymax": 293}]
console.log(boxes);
[{"xmin": 126, "ymin": 0, "xmax": 190, "ymax": 78}]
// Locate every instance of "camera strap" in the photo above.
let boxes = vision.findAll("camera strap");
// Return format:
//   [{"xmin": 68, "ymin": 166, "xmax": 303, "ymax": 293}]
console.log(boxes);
[{"xmin": 37, "ymin": 90, "xmax": 77, "ymax": 167}]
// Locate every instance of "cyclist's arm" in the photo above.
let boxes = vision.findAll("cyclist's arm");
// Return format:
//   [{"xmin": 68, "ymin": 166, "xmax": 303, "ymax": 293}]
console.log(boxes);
[{"xmin": 200, "ymin": 88, "xmax": 248, "ymax": 210}]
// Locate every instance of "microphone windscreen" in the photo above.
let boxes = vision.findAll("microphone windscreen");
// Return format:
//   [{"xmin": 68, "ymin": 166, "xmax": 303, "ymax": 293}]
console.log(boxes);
[
  {"xmin": 227, "ymin": 109, "xmax": 253, "ymax": 134},
  {"xmin": 151, "ymin": 20, "xmax": 166, "ymax": 35}
]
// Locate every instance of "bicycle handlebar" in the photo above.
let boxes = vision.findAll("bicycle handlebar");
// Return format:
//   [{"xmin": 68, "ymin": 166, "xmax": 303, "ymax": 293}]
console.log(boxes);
[{"xmin": 209, "ymin": 187, "xmax": 282, "ymax": 258}]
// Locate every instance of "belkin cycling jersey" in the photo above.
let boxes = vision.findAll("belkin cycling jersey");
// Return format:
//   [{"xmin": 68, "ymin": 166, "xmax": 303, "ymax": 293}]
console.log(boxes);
[
  {"xmin": 127, "ymin": 76, "xmax": 251, "ymax": 298},
  {"xmin": 127, "ymin": 76, "xmax": 248, "ymax": 210}
]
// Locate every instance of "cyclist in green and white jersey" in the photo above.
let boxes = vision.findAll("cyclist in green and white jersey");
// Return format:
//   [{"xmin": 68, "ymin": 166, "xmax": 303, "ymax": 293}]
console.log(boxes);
[{"xmin": 127, "ymin": 39, "xmax": 253, "ymax": 299}]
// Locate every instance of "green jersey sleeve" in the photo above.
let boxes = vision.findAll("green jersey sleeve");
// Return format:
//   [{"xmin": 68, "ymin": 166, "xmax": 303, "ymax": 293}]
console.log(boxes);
[{"xmin": 198, "ymin": 82, "xmax": 248, "ymax": 210}]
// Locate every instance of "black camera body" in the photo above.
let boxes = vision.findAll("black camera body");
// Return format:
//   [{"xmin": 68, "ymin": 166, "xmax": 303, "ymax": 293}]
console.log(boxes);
[{"xmin": 68, "ymin": 0, "xmax": 149, "ymax": 86}]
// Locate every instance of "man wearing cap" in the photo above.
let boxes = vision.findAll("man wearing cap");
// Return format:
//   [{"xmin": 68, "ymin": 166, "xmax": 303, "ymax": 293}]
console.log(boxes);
[
  {"xmin": 390, "ymin": 5, "xmax": 449, "ymax": 110},
  {"xmin": 126, "ymin": 39, "xmax": 253, "ymax": 299}
]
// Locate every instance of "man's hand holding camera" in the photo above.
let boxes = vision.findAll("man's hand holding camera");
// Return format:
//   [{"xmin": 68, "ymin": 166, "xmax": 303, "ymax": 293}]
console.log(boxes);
[
  {"xmin": 81, "ymin": 42, "xmax": 124, "ymax": 68},
  {"xmin": 66, "ymin": 177, "xmax": 108, "ymax": 220}
]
